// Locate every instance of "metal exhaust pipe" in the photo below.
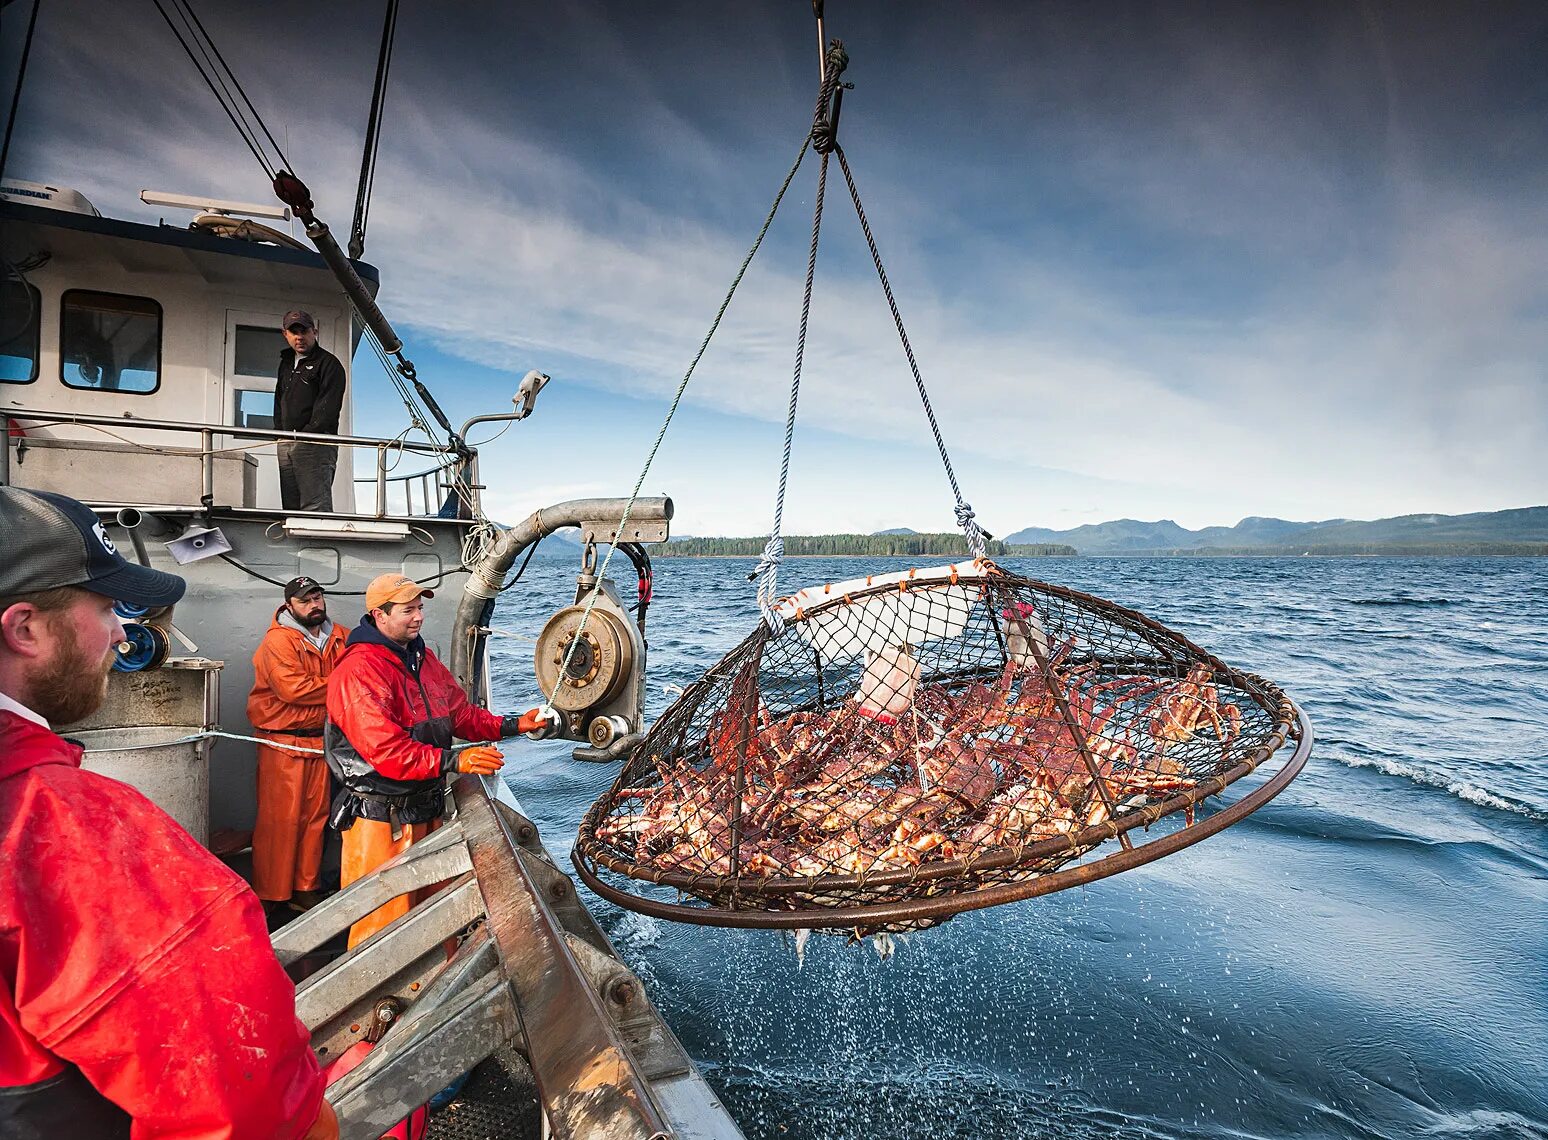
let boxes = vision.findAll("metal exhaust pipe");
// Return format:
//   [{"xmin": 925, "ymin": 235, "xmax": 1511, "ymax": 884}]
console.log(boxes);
[{"xmin": 114, "ymin": 507, "xmax": 151, "ymax": 567}]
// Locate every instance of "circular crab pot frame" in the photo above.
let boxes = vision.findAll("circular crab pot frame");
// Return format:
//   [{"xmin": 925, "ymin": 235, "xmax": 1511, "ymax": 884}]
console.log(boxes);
[{"xmin": 574, "ymin": 561, "xmax": 1310, "ymax": 937}]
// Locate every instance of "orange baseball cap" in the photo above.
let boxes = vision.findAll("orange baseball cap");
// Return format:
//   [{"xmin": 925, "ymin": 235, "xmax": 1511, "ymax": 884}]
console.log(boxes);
[{"xmin": 365, "ymin": 573, "xmax": 435, "ymax": 611}]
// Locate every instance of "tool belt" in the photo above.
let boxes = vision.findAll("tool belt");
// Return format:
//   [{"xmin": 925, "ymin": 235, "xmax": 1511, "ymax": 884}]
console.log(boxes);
[{"xmin": 328, "ymin": 783, "xmax": 446, "ymax": 837}]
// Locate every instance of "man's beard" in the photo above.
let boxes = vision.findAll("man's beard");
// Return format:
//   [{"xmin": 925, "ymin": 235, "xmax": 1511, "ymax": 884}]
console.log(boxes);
[
  {"xmin": 297, "ymin": 608, "xmax": 328, "ymax": 629},
  {"xmin": 31, "ymin": 627, "xmax": 115, "ymax": 726}
]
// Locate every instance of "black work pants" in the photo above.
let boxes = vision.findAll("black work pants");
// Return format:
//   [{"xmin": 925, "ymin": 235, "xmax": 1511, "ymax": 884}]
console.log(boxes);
[{"xmin": 277, "ymin": 441, "xmax": 337, "ymax": 512}]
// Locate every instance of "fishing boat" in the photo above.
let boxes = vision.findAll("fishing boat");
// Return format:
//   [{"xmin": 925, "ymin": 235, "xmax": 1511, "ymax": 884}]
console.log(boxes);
[{"xmin": 0, "ymin": 10, "xmax": 743, "ymax": 1136}]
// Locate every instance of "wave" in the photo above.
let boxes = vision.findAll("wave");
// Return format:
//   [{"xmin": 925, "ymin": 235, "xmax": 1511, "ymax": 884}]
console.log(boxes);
[
  {"xmin": 1333, "ymin": 752, "xmax": 1548, "ymax": 823},
  {"xmin": 1347, "ymin": 596, "xmax": 1454, "ymax": 606}
]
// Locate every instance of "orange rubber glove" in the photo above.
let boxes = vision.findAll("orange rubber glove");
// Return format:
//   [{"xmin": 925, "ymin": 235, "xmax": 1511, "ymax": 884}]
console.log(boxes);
[
  {"xmin": 456, "ymin": 745, "xmax": 505, "ymax": 775},
  {"xmin": 502, "ymin": 707, "xmax": 562, "ymax": 740}
]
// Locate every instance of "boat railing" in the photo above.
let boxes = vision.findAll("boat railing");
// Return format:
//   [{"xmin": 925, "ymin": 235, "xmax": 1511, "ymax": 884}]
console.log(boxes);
[
  {"xmin": 1, "ymin": 407, "xmax": 476, "ymax": 521},
  {"xmin": 353, "ymin": 453, "xmax": 467, "ymax": 520}
]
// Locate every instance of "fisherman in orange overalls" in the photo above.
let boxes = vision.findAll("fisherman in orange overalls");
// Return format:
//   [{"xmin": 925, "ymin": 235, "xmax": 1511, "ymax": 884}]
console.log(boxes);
[
  {"xmin": 248, "ymin": 575, "xmax": 348, "ymax": 915},
  {"xmin": 325, "ymin": 574, "xmax": 557, "ymax": 948}
]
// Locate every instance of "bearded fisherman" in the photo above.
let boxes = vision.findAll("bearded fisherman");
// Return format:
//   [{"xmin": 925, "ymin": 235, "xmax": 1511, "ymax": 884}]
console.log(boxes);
[
  {"xmin": 248, "ymin": 576, "xmax": 348, "ymax": 915},
  {"xmin": 0, "ymin": 486, "xmax": 336, "ymax": 1139},
  {"xmin": 325, "ymin": 573, "xmax": 557, "ymax": 948}
]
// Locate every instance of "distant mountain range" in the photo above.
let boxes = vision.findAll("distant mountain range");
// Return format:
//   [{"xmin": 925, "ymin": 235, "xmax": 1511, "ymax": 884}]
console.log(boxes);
[
  {"xmin": 1002, "ymin": 506, "xmax": 1548, "ymax": 555},
  {"xmin": 515, "ymin": 508, "xmax": 1548, "ymax": 559}
]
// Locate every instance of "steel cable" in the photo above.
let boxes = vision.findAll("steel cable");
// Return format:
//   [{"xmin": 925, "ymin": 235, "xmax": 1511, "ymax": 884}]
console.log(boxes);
[{"xmin": 833, "ymin": 144, "xmax": 988, "ymax": 561}]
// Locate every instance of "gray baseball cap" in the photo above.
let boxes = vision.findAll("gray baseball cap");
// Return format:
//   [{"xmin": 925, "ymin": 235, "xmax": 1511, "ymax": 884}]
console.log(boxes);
[{"xmin": 0, "ymin": 486, "xmax": 186, "ymax": 607}]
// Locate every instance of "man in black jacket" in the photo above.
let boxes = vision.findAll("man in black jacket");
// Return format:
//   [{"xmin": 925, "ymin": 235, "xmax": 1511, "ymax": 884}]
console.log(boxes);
[{"xmin": 275, "ymin": 309, "xmax": 347, "ymax": 511}]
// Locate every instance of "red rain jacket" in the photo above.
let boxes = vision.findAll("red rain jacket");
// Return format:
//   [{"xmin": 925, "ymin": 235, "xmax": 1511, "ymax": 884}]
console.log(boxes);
[
  {"xmin": 325, "ymin": 622, "xmax": 502, "ymax": 784},
  {"xmin": 0, "ymin": 710, "xmax": 327, "ymax": 1138}
]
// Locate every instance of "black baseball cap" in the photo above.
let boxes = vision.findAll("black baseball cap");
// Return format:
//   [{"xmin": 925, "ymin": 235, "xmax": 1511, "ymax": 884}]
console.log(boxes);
[
  {"xmin": 284, "ymin": 575, "xmax": 324, "ymax": 601},
  {"xmin": 282, "ymin": 309, "xmax": 316, "ymax": 331},
  {"xmin": 0, "ymin": 486, "xmax": 186, "ymax": 608}
]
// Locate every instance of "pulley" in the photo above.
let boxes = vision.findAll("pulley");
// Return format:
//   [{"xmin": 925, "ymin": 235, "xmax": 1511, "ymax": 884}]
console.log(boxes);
[{"xmin": 113, "ymin": 622, "xmax": 171, "ymax": 672}]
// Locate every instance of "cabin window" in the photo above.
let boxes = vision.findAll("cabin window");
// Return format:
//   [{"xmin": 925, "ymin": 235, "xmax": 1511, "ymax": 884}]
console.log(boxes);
[
  {"xmin": 233, "ymin": 388, "xmax": 276, "ymax": 429},
  {"xmin": 60, "ymin": 290, "xmax": 162, "ymax": 394},
  {"xmin": 233, "ymin": 323, "xmax": 285, "ymax": 378},
  {"xmin": 0, "ymin": 278, "xmax": 41, "ymax": 383}
]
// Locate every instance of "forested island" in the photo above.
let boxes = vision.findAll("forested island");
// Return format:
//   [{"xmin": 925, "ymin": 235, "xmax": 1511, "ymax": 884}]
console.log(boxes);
[
  {"xmin": 654, "ymin": 533, "xmax": 1076, "ymax": 557},
  {"xmin": 1110, "ymin": 542, "xmax": 1548, "ymax": 557}
]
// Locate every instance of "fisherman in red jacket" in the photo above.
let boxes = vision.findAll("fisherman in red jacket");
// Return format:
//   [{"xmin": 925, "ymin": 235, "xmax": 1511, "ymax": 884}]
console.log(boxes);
[
  {"xmin": 0, "ymin": 486, "xmax": 336, "ymax": 1139},
  {"xmin": 325, "ymin": 573, "xmax": 556, "ymax": 948}
]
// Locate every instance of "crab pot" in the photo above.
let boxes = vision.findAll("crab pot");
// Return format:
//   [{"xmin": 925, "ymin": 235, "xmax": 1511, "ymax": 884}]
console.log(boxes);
[{"xmin": 574, "ymin": 561, "xmax": 1309, "ymax": 937}]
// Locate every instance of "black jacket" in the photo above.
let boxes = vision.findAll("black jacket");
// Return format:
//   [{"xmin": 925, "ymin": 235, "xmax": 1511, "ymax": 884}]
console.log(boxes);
[{"xmin": 275, "ymin": 345, "xmax": 346, "ymax": 434}]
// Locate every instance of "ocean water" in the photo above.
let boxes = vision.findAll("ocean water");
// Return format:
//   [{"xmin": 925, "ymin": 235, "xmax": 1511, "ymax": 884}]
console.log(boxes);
[{"xmin": 487, "ymin": 555, "xmax": 1548, "ymax": 1140}]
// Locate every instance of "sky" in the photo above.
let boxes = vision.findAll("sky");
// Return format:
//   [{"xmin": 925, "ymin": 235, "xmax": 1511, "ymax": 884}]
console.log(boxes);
[{"xmin": 4, "ymin": 0, "xmax": 1546, "ymax": 537}]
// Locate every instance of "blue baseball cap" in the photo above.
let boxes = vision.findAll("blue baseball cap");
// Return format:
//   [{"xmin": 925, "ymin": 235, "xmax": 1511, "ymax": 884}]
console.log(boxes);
[{"xmin": 0, "ymin": 486, "xmax": 186, "ymax": 608}]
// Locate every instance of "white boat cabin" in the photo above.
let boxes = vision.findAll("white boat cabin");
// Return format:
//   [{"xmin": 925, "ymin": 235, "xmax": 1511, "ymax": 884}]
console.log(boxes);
[{"xmin": 2, "ymin": 181, "xmax": 371, "ymax": 512}]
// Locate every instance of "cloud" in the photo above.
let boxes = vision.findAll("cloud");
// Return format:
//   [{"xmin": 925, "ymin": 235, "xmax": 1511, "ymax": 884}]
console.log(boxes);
[{"xmin": 13, "ymin": 0, "xmax": 1547, "ymax": 533}]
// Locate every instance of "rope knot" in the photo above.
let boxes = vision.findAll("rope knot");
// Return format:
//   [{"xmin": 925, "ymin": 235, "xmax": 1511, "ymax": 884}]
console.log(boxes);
[
  {"xmin": 754, "ymin": 535, "xmax": 785, "ymax": 578},
  {"xmin": 755, "ymin": 536, "xmax": 787, "ymax": 632},
  {"xmin": 955, "ymin": 502, "xmax": 989, "ymax": 560},
  {"xmin": 810, "ymin": 40, "xmax": 850, "ymax": 155}
]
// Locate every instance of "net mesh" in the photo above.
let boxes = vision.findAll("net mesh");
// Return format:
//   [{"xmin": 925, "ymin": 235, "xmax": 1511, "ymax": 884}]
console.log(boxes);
[{"xmin": 575, "ymin": 562, "xmax": 1303, "ymax": 935}]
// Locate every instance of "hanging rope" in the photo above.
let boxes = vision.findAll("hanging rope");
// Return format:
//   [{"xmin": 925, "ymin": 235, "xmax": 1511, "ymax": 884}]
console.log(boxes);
[
  {"xmin": 755, "ymin": 40, "xmax": 850, "ymax": 630},
  {"xmin": 832, "ymin": 143, "xmax": 988, "ymax": 560},
  {"xmin": 538, "ymin": 138, "xmax": 812, "ymax": 712}
]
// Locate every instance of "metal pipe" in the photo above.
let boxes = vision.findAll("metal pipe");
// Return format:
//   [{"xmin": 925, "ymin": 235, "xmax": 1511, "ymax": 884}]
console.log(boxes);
[
  {"xmin": 570, "ymin": 732, "xmax": 645, "ymax": 765},
  {"xmin": 450, "ymin": 496, "xmax": 673, "ymax": 696},
  {"xmin": 200, "ymin": 429, "xmax": 214, "ymax": 506},
  {"xmin": 375, "ymin": 443, "xmax": 388, "ymax": 518},
  {"xmin": 814, "ymin": 1, "xmax": 827, "ymax": 81},
  {"xmin": 114, "ymin": 507, "xmax": 150, "ymax": 567},
  {"xmin": 303, "ymin": 219, "xmax": 403, "ymax": 355}
]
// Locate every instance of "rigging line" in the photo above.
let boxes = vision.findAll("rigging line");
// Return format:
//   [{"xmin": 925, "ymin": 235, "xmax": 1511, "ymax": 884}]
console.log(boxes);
[
  {"xmin": 174, "ymin": 0, "xmax": 293, "ymax": 174},
  {"xmin": 754, "ymin": 36, "xmax": 849, "ymax": 626},
  {"xmin": 150, "ymin": 0, "xmax": 274, "ymax": 178},
  {"xmin": 538, "ymin": 135, "xmax": 811, "ymax": 713},
  {"xmin": 0, "ymin": 0, "xmax": 40, "ymax": 185},
  {"xmin": 757, "ymin": 147, "xmax": 831, "ymax": 630},
  {"xmin": 166, "ymin": 0, "xmax": 267, "ymax": 167},
  {"xmin": 350, "ymin": 0, "xmax": 399, "ymax": 259},
  {"xmin": 833, "ymin": 143, "xmax": 988, "ymax": 560}
]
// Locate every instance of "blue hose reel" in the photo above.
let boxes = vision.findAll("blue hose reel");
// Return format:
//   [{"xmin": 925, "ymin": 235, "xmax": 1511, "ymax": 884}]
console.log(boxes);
[{"xmin": 113, "ymin": 621, "xmax": 171, "ymax": 672}]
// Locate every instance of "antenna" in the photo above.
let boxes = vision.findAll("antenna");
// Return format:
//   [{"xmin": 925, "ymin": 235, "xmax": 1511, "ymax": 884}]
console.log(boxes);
[{"xmin": 139, "ymin": 189, "xmax": 290, "ymax": 220}]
